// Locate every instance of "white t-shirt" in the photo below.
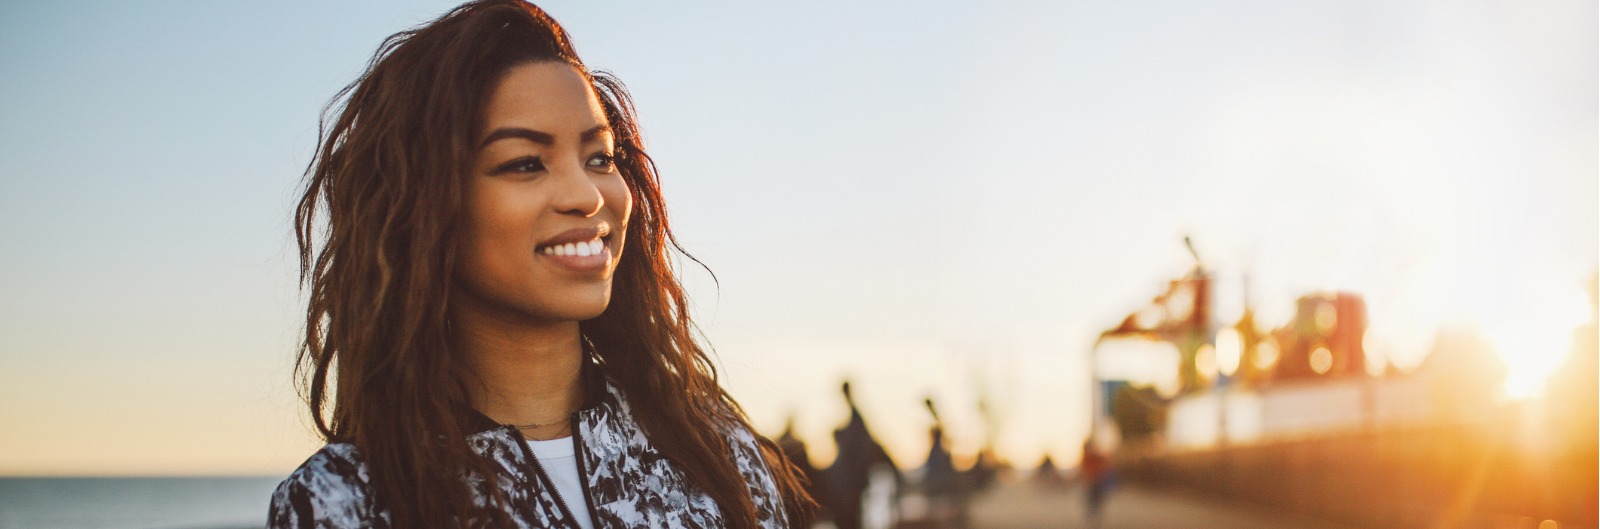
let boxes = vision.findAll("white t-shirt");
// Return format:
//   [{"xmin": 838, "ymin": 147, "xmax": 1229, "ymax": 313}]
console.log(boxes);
[{"xmin": 526, "ymin": 437, "xmax": 594, "ymax": 529}]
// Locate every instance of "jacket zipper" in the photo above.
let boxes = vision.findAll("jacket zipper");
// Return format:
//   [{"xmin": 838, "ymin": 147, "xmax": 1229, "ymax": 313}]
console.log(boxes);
[
  {"xmin": 568, "ymin": 414, "xmax": 600, "ymax": 524},
  {"xmin": 507, "ymin": 424, "xmax": 585, "ymax": 529}
]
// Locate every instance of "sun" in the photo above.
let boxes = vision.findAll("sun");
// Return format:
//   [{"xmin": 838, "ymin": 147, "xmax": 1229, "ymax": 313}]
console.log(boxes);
[{"xmin": 1487, "ymin": 284, "xmax": 1592, "ymax": 401}]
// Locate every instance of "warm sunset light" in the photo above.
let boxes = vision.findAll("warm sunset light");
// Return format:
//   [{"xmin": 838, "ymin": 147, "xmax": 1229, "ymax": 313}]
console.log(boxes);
[
  {"xmin": 1095, "ymin": 338, "xmax": 1183, "ymax": 398},
  {"xmin": 1, "ymin": 1, "xmax": 1592, "ymax": 528},
  {"xmin": 1254, "ymin": 339, "xmax": 1281, "ymax": 371},
  {"xmin": 1362, "ymin": 333, "xmax": 1388, "ymax": 377},
  {"xmin": 1310, "ymin": 346, "xmax": 1333, "ymax": 375},
  {"xmin": 1195, "ymin": 344, "xmax": 1218, "ymax": 381},
  {"xmin": 1489, "ymin": 285, "xmax": 1593, "ymax": 401},
  {"xmin": 1215, "ymin": 327, "xmax": 1243, "ymax": 377}
]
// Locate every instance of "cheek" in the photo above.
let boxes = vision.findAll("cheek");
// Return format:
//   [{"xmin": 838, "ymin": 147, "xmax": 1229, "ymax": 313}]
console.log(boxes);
[
  {"xmin": 606, "ymin": 175, "xmax": 634, "ymax": 224},
  {"xmin": 468, "ymin": 196, "xmax": 506, "ymax": 247},
  {"xmin": 466, "ymin": 183, "xmax": 536, "ymax": 261}
]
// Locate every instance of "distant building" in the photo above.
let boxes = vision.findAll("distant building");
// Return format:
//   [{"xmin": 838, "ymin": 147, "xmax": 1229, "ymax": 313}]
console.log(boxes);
[{"xmin": 1268, "ymin": 293, "xmax": 1367, "ymax": 382}]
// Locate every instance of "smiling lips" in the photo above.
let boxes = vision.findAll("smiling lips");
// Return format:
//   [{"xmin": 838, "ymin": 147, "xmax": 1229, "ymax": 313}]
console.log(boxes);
[{"xmin": 535, "ymin": 224, "xmax": 613, "ymax": 273}]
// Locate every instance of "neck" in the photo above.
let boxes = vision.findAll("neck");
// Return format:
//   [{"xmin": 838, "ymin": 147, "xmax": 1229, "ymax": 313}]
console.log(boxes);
[{"xmin": 453, "ymin": 303, "xmax": 585, "ymax": 441}]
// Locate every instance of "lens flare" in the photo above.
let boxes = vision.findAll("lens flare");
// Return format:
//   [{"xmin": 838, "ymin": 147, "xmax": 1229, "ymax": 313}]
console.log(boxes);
[{"xmin": 1488, "ymin": 286, "xmax": 1591, "ymax": 401}]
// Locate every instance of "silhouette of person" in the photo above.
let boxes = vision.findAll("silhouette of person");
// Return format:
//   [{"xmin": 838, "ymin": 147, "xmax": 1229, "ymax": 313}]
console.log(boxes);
[
  {"xmin": 776, "ymin": 415, "xmax": 823, "ymax": 515},
  {"xmin": 1034, "ymin": 454, "xmax": 1067, "ymax": 488},
  {"xmin": 827, "ymin": 380, "xmax": 897, "ymax": 529},
  {"xmin": 921, "ymin": 425, "xmax": 965, "ymax": 527},
  {"xmin": 922, "ymin": 425, "xmax": 957, "ymax": 496},
  {"xmin": 919, "ymin": 397, "xmax": 966, "ymax": 526},
  {"xmin": 1079, "ymin": 439, "xmax": 1114, "ymax": 529}
]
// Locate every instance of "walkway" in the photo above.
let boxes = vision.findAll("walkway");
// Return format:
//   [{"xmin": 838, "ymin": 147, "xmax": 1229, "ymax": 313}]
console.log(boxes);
[{"xmin": 963, "ymin": 480, "xmax": 1359, "ymax": 529}]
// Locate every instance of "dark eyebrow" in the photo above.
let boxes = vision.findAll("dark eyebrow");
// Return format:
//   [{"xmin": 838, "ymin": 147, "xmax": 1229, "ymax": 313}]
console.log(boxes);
[
  {"xmin": 479, "ymin": 128, "xmax": 553, "ymax": 149},
  {"xmin": 579, "ymin": 124, "xmax": 612, "ymax": 142},
  {"xmin": 479, "ymin": 124, "xmax": 612, "ymax": 149}
]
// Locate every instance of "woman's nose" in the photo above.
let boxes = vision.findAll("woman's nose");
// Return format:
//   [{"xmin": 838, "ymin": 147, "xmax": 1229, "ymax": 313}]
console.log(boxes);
[{"xmin": 550, "ymin": 159, "xmax": 604, "ymax": 217}]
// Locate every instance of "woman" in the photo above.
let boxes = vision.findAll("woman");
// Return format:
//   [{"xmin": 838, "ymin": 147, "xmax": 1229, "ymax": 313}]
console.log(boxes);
[{"xmin": 268, "ymin": 2, "xmax": 812, "ymax": 528}]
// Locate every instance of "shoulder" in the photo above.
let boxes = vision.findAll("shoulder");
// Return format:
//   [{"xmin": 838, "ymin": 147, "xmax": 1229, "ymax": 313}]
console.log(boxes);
[
  {"xmin": 721, "ymin": 420, "xmax": 768, "ymax": 457},
  {"xmin": 595, "ymin": 380, "xmax": 793, "ymax": 527},
  {"xmin": 268, "ymin": 444, "xmax": 380, "ymax": 529},
  {"xmin": 723, "ymin": 421, "xmax": 782, "ymax": 494},
  {"xmin": 722, "ymin": 421, "xmax": 793, "ymax": 528}
]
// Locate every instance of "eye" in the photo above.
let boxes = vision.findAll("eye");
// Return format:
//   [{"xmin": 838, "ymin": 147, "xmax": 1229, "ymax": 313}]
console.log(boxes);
[
  {"xmin": 493, "ymin": 156, "xmax": 545, "ymax": 175},
  {"xmin": 585, "ymin": 151, "xmax": 617, "ymax": 172}
]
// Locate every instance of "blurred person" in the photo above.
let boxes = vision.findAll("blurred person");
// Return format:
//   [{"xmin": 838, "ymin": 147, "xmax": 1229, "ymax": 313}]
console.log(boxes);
[
  {"xmin": 776, "ymin": 415, "xmax": 825, "ymax": 517},
  {"xmin": 826, "ymin": 380, "xmax": 900, "ymax": 529},
  {"xmin": 266, "ymin": 2, "xmax": 813, "ymax": 528},
  {"xmin": 1033, "ymin": 455, "xmax": 1067, "ymax": 488},
  {"xmin": 919, "ymin": 398, "xmax": 966, "ymax": 528},
  {"xmin": 966, "ymin": 448, "xmax": 1001, "ymax": 492},
  {"xmin": 919, "ymin": 426, "xmax": 965, "ymax": 528},
  {"xmin": 1078, "ymin": 439, "xmax": 1115, "ymax": 529}
]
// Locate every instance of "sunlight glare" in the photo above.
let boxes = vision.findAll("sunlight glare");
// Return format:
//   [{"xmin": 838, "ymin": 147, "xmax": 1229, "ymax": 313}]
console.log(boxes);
[
  {"xmin": 1215, "ymin": 328, "xmax": 1243, "ymax": 377},
  {"xmin": 1363, "ymin": 333, "xmax": 1388, "ymax": 377},
  {"xmin": 1310, "ymin": 347, "xmax": 1333, "ymax": 375},
  {"xmin": 1254, "ymin": 339, "xmax": 1280, "ymax": 370},
  {"xmin": 1196, "ymin": 344, "xmax": 1218, "ymax": 381},
  {"xmin": 1488, "ymin": 286, "xmax": 1591, "ymax": 401}
]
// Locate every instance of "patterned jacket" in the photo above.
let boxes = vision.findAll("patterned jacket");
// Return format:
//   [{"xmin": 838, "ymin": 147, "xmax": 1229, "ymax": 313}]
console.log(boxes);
[{"xmin": 268, "ymin": 360, "xmax": 790, "ymax": 528}]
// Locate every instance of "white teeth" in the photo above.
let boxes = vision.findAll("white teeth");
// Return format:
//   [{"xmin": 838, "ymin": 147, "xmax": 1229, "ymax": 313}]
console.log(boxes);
[{"xmin": 541, "ymin": 238, "xmax": 604, "ymax": 258}]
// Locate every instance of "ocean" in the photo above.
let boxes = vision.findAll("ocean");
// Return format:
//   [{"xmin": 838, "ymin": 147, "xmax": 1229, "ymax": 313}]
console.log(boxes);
[{"xmin": 0, "ymin": 477, "xmax": 283, "ymax": 529}]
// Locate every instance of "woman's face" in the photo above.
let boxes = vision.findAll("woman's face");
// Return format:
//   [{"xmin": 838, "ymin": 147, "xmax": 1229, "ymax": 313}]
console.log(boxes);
[{"xmin": 456, "ymin": 61, "xmax": 632, "ymax": 324}]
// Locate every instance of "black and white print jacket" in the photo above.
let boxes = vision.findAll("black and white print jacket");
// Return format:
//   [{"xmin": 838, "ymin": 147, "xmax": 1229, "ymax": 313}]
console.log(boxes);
[{"xmin": 267, "ymin": 360, "xmax": 789, "ymax": 528}]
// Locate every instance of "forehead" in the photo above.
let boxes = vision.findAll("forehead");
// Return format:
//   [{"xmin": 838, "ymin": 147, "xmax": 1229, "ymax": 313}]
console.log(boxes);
[{"xmin": 480, "ymin": 61, "xmax": 608, "ymax": 137}]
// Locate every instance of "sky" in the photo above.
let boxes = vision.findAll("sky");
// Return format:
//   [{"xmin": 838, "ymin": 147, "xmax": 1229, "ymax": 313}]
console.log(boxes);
[{"xmin": 0, "ymin": 0, "xmax": 1594, "ymax": 475}]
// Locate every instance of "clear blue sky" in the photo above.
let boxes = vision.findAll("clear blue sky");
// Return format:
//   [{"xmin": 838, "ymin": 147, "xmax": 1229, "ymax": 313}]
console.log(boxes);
[{"xmin": 1, "ymin": 0, "xmax": 1594, "ymax": 474}]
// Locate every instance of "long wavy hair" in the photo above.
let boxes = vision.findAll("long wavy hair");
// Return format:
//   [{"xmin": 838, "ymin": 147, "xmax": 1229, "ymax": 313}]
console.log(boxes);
[{"xmin": 293, "ymin": 2, "xmax": 813, "ymax": 527}]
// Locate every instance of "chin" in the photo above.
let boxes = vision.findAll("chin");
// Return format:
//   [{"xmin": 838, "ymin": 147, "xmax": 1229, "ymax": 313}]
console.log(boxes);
[
  {"xmin": 538, "ymin": 290, "xmax": 613, "ymax": 322},
  {"xmin": 562, "ymin": 303, "xmax": 609, "ymax": 322}
]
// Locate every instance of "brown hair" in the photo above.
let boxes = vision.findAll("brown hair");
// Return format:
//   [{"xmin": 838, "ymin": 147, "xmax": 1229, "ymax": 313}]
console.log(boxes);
[{"xmin": 293, "ymin": 1, "xmax": 813, "ymax": 527}]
